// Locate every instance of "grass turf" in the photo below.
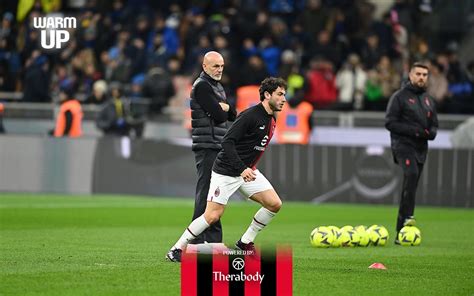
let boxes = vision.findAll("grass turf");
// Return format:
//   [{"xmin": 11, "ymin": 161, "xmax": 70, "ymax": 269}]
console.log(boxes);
[{"xmin": 0, "ymin": 193, "xmax": 473, "ymax": 295}]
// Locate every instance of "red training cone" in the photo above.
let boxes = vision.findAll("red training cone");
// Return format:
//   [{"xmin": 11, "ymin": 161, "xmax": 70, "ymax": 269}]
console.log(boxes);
[{"xmin": 368, "ymin": 263, "xmax": 387, "ymax": 270}]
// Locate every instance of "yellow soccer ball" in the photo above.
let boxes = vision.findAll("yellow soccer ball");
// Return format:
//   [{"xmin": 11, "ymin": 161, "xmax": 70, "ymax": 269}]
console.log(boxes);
[
  {"xmin": 398, "ymin": 226, "xmax": 421, "ymax": 246},
  {"xmin": 368, "ymin": 225, "xmax": 389, "ymax": 246},
  {"xmin": 354, "ymin": 225, "xmax": 370, "ymax": 247},
  {"xmin": 327, "ymin": 226, "xmax": 341, "ymax": 247},
  {"xmin": 310, "ymin": 226, "xmax": 335, "ymax": 248},
  {"xmin": 339, "ymin": 225, "xmax": 360, "ymax": 247}
]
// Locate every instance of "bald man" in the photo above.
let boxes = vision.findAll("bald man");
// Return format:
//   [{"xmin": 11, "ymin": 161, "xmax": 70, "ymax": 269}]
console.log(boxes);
[{"xmin": 189, "ymin": 51, "xmax": 236, "ymax": 244}]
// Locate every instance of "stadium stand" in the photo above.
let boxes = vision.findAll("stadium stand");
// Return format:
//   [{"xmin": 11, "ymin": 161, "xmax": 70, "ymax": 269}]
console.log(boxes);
[{"xmin": 0, "ymin": 0, "xmax": 472, "ymax": 119}]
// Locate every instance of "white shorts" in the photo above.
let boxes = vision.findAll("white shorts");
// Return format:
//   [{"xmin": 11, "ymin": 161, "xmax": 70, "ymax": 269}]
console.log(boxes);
[{"xmin": 207, "ymin": 169, "xmax": 274, "ymax": 205}]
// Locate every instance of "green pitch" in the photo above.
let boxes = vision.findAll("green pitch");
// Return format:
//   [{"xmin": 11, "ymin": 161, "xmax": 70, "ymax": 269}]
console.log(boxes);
[{"xmin": 1, "ymin": 194, "xmax": 473, "ymax": 295}]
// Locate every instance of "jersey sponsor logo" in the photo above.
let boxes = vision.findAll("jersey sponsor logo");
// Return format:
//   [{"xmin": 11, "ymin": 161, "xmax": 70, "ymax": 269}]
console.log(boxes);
[{"xmin": 254, "ymin": 146, "xmax": 265, "ymax": 151}]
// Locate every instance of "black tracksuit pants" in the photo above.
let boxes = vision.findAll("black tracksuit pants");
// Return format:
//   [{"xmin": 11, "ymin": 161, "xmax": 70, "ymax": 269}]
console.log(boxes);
[
  {"xmin": 396, "ymin": 155, "xmax": 424, "ymax": 233},
  {"xmin": 191, "ymin": 149, "xmax": 222, "ymax": 243}
]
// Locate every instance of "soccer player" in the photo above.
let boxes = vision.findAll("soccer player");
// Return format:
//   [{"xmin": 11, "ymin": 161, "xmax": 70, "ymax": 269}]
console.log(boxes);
[
  {"xmin": 385, "ymin": 62, "xmax": 438, "ymax": 244},
  {"xmin": 166, "ymin": 77, "xmax": 287, "ymax": 262}
]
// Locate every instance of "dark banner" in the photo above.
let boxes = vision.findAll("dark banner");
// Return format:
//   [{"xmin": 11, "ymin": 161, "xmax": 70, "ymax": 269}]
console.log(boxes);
[
  {"xmin": 92, "ymin": 137, "xmax": 196, "ymax": 197},
  {"xmin": 91, "ymin": 138, "xmax": 473, "ymax": 208},
  {"xmin": 258, "ymin": 145, "xmax": 473, "ymax": 207}
]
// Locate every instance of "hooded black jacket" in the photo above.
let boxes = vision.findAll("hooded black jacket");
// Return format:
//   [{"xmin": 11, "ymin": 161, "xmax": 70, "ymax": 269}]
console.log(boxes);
[{"xmin": 385, "ymin": 82, "xmax": 438, "ymax": 163}]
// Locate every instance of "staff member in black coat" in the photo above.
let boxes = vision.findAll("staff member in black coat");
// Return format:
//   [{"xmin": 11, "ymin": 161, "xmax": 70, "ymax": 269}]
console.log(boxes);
[
  {"xmin": 385, "ymin": 62, "xmax": 438, "ymax": 243},
  {"xmin": 189, "ymin": 51, "xmax": 236, "ymax": 244}
]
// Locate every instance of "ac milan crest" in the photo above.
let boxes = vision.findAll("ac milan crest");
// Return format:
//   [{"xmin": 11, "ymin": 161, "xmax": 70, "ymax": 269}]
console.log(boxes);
[{"xmin": 214, "ymin": 187, "xmax": 220, "ymax": 197}]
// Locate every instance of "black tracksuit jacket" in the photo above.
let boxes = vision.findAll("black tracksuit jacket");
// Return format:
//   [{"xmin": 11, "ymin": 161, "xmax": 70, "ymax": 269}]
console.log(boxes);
[{"xmin": 385, "ymin": 82, "xmax": 439, "ymax": 163}]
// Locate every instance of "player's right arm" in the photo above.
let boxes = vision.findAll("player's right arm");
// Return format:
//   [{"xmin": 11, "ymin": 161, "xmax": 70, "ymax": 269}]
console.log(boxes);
[{"xmin": 221, "ymin": 111, "xmax": 252, "ymax": 177}]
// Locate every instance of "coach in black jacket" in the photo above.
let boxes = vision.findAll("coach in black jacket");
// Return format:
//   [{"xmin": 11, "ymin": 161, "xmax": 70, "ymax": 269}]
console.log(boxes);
[
  {"xmin": 189, "ymin": 51, "xmax": 236, "ymax": 243},
  {"xmin": 385, "ymin": 62, "xmax": 438, "ymax": 242}
]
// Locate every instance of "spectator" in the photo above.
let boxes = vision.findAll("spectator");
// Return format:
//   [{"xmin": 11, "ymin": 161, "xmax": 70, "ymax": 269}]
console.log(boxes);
[
  {"xmin": 50, "ymin": 64, "xmax": 69, "ymax": 96},
  {"xmin": 309, "ymin": 30, "xmax": 340, "ymax": 67},
  {"xmin": 427, "ymin": 61, "xmax": 448, "ymax": 109},
  {"xmin": 128, "ymin": 74, "xmax": 145, "ymax": 101},
  {"xmin": 107, "ymin": 30, "xmax": 132, "ymax": 83},
  {"xmin": 278, "ymin": 49, "xmax": 298, "ymax": 80},
  {"xmin": 238, "ymin": 55, "xmax": 269, "ymax": 87},
  {"xmin": 327, "ymin": 9, "xmax": 350, "ymax": 58},
  {"xmin": 167, "ymin": 55, "xmax": 182, "ymax": 76},
  {"xmin": 412, "ymin": 39, "xmax": 434, "ymax": 62},
  {"xmin": 96, "ymin": 83, "xmax": 144, "ymax": 137},
  {"xmin": 242, "ymin": 38, "xmax": 259, "ymax": 58},
  {"xmin": 303, "ymin": 57, "xmax": 337, "ymax": 109},
  {"xmin": 71, "ymin": 49, "xmax": 101, "ymax": 94},
  {"xmin": 444, "ymin": 45, "xmax": 474, "ymax": 114},
  {"xmin": 268, "ymin": 16, "xmax": 288, "ymax": 47},
  {"xmin": 187, "ymin": 35, "xmax": 212, "ymax": 73},
  {"xmin": 298, "ymin": 0, "xmax": 330, "ymax": 39},
  {"xmin": 182, "ymin": 13, "xmax": 208, "ymax": 68},
  {"xmin": 131, "ymin": 14, "xmax": 150, "ymax": 44},
  {"xmin": 142, "ymin": 65, "xmax": 175, "ymax": 115},
  {"xmin": 360, "ymin": 33, "xmax": 385, "ymax": 70},
  {"xmin": 370, "ymin": 12, "xmax": 395, "ymax": 57},
  {"xmin": 147, "ymin": 33, "xmax": 170, "ymax": 69},
  {"xmin": 22, "ymin": 55, "xmax": 51, "ymax": 102},
  {"xmin": 245, "ymin": 11, "xmax": 270, "ymax": 44},
  {"xmin": 365, "ymin": 69, "xmax": 384, "ymax": 111},
  {"xmin": 335, "ymin": 53, "xmax": 367, "ymax": 110},
  {"xmin": 0, "ymin": 12, "xmax": 15, "ymax": 51},
  {"xmin": 377, "ymin": 55, "xmax": 401, "ymax": 100},
  {"xmin": 0, "ymin": 12, "xmax": 19, "ymax": 91},
  {"xmin": 259, "ymin": 36, "xmax": 281, "ymax": 76},
  {"xmin": 0, "ymin": 59, "xmax": 15, "ymax": 92},
  {"xmin": 84, "ymin": 80, "xmax": 108, "ymax": 105}
]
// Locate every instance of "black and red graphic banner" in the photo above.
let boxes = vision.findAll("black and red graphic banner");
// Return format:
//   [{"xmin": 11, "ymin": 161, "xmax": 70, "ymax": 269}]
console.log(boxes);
[{"xmin": 181, "ymin": 246, "xmax": 292, "ymax": 296}]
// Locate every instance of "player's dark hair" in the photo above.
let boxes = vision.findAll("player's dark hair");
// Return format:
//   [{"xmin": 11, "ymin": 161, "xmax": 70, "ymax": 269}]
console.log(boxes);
[
  {"xmin": 259, "ymin": 77, "xmax": 287, "ymax": 101},
  {"xmin": 410, "ymin": 62, "xmax": 429, "ymax": 72}
]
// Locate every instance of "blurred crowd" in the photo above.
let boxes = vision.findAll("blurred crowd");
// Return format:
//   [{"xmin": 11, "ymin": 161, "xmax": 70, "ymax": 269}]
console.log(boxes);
[{"xmin": 0, "ymin": 0, "xmax": 473, "ymax": 116}]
